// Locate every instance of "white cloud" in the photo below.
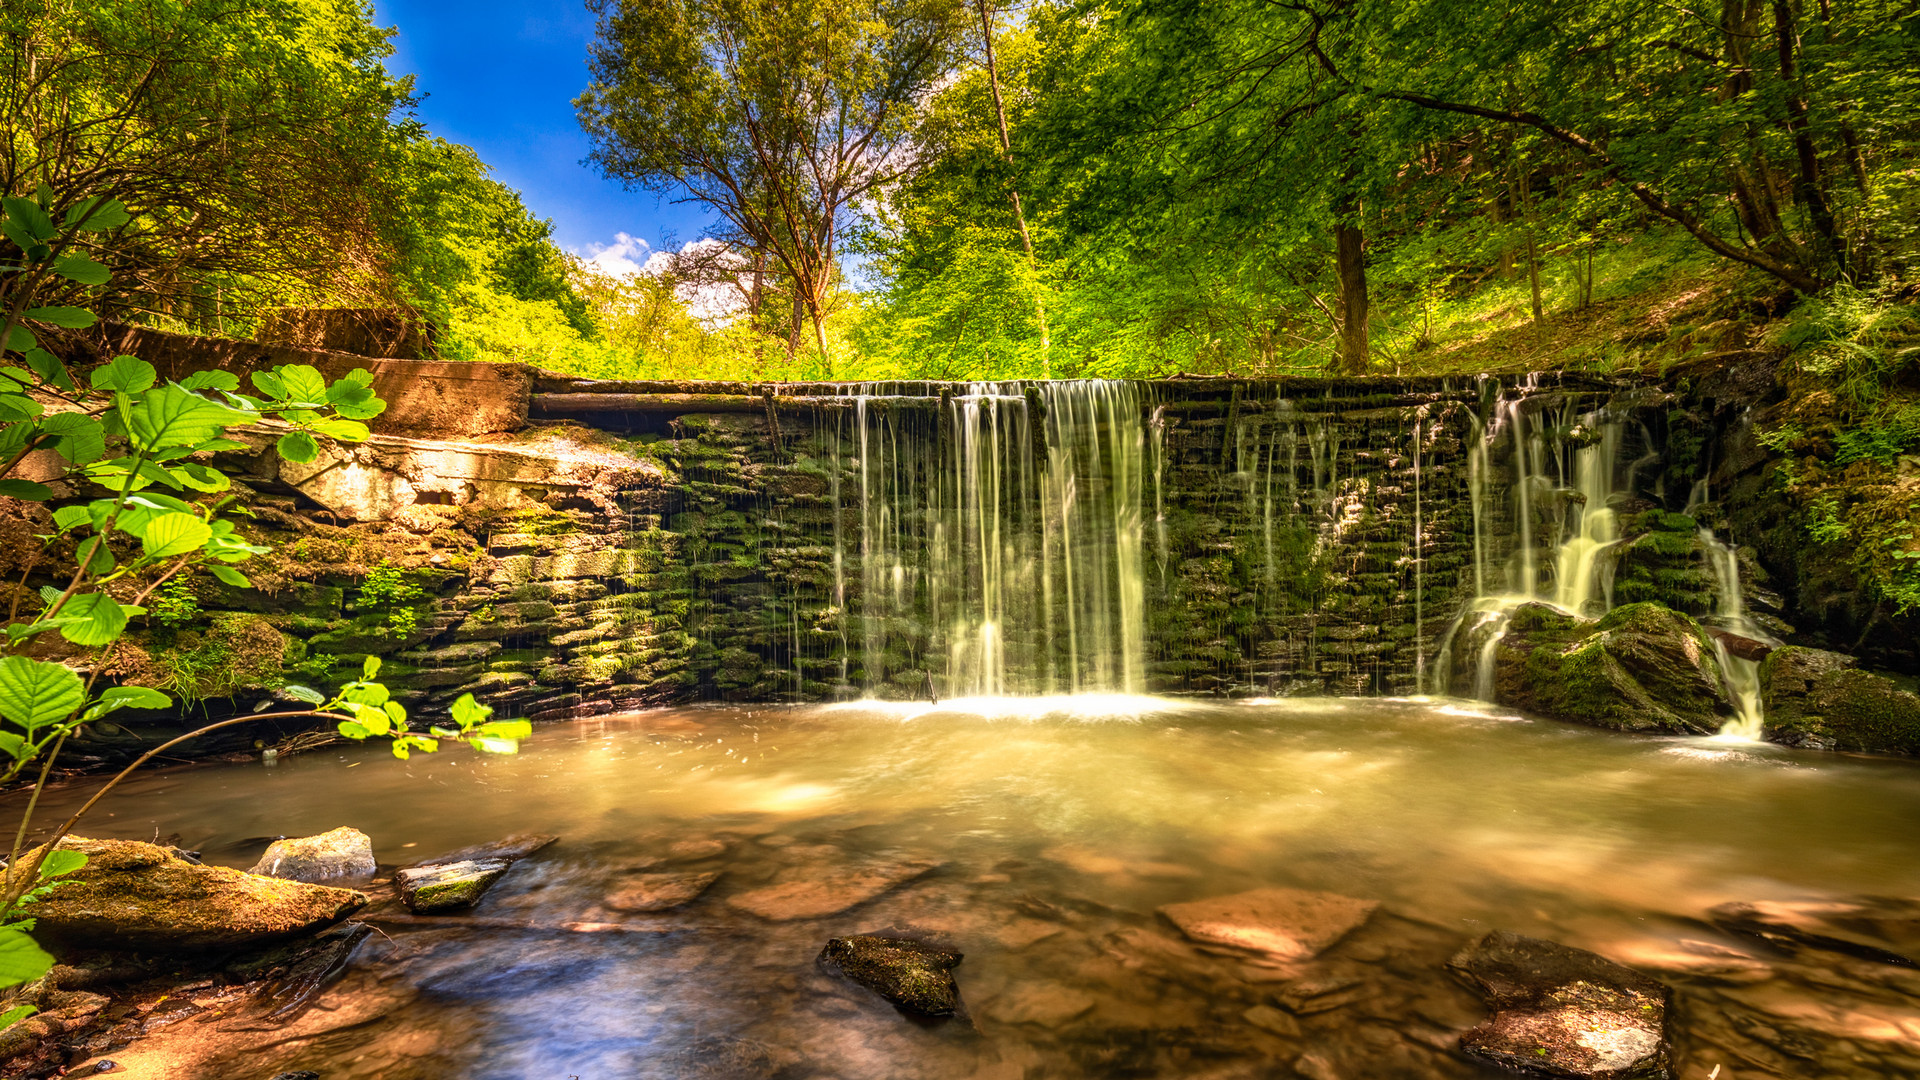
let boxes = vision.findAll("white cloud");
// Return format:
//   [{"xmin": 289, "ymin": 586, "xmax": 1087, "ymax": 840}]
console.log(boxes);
[
  {"xmin": 579, "ymin": 231, "xmax": 653, "ymax": 278},
  {"xmin": 574, "ymin": 233, "xmax": 749, "ymax": 327}
]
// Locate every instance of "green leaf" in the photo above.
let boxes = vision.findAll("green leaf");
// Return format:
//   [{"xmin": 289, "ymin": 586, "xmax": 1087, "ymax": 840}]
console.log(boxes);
[
  {"xmin": 390, "ymin": 741, "xmax": 411, "ymax": 760},
  {"xmin": 0, "ymin": 480, "xmax": 52, "ymax": 501},
  {"xmin": 277, "ymin": 365, "xmax": 327, "ymax": 404},
  {"xmin": 472, "ymin": 736, "xmax": 521, "ymax": 755},
  {"xmin": 308, "ymin": 418, "xmax": 371, "ymax": 442},
  {"xmin": 23, "ymin": 306, "xmax": 95, "ymax": 330},
  {"xmin": 0, "ymin": 926, "xmax": 54, "ymax": 991},
  {"xmin": 0, "ymin": 733, "xmax": 24, "ymax": 761},
  {"xmin": 0, "ymin": 394, "xmax": 42, "ymax": 421},
  {"xmin": 362, "ymin": 655, "xmax": 382, "ymax": 680},
  {"xmin": 0, "ymin": 1004, "xmax": 34, "ymax": 1030},
  {"xmin": 2, "ymin": 327, "xmax": 36, "ymax": 355},
  {"xmin": 207, "ymin": 565, "xmax": 251, "ymax": 588},
  {"xmin": 40, "ymin": 412, "xmax": 103, "ymax": 464},
  {"xmin": 276, "ymin": 431, "xmax": 319, "ymax": 463},
  {"xmin": 361, "ymin": 711, "xmax": 391, "ymax": 737},
  {"xmin": 249, "ymin": 371, "xmax": 288, "ymax": 400},
  {"xmin": 100, "ymin": 686, "xmax": 170, "ymax": 710},
  {"xmin": 51, "ymin": 254, "xmax": 108, "ymax": 286},
  {"xmin": 0, "ymin": 656, "xmax": 84, "ymax": 731},
  {"xmin": 171, "ymin": 464, "xmax": 229, "ymax": 493},
  {"xmin": 90, "ymin": 355, "xmax": 156, "ymax": 394},
  {"xmin": 126, "ymin": 386, "xmax": 249, "ymax": 450},
  {"xmin": 22, "ymin": 349, "xmax": 72, "ymax": 391},
  {"xmin": 37, "ymin": 850, "xmax": 86, "ymax": 879},
  {"xmin": 50, "ymin": 506, "xmax": 88, "ymax": 532},
  {"xmin": 449, "ymin": 692, "xmax": 490, "ymax": 730},
  {"xmin": 383, "ymin": 700, "xmax": 407, "ymax": 726},
  {"xmin": 141, "ymin": 512, "xmax": 211, "ymax": 560},
  {"xmin": 64, "ymin": 197, "xmax": 130, "ymax": 232},
  {"xmin": 57, "ymin": 592, "xmax": 128, "ymax": 647},
  {"xmin": 336, "ymin": 720, "xmax": 371, "ymax": 740},
  {"xmin": 283, "ymin": 684, "xmax": 327, "ymax": 705},
  {"xmin": 477, "ymin": 719, "xmax": 533, "ymax": 741},
  {"xmin": 2, "ymin": 197, "xmax": 54, "ymax": 242},
  {"xmin": 179, "ymin": 370, "xmax": 240, "ymax": 392}
]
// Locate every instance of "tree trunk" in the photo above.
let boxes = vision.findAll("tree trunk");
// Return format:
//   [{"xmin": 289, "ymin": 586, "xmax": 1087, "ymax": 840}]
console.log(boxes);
[
  {"xmin": 1333, "ymin": 197, "xmax": 1369, "ymax": 375},
  {"xmin": 976, "ymin": 0, "xmax": 1050, "ymax": 374},
  {"xmin": 1774, "ymin": 0, "xmax": 1842, "ymax": 273},
  {"xmin": 1518, "ymin": 168, "xmax": 1544, "ymax": 322}
]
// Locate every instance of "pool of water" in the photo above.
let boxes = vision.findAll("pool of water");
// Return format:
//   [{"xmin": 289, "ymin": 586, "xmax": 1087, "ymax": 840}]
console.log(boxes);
[{"xmin": 23, "ymin": 696, "xmax": 1920, "ymax": 1078}]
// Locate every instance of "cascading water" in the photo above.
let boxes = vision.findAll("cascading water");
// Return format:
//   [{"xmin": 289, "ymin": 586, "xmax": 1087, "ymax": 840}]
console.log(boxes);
[
  {"xmin": 1434, "ymin": 389, "xmax": 1627, "ymax": 698},
  {"xmin": 827, "ymin": 381, "xmax": 1149, "ymax": 698}
]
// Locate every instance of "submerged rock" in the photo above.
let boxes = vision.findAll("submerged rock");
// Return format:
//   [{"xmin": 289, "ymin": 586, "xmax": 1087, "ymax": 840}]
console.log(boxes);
[
  {"xmin": 1449, "ymin": 931, "xmax": 1671, "ymax": 1079},
  {"xmin": 820, "ymin": 935, "xmax": 963, "ymax": 1015},
  {"xmin": 1493, "ymin": 602, "xmax": 1729, "ymax": 734},
  {"xmin": 395, "ymin": 858, "xmax": 512, "ymax": 913},
  {"xmin": 24, "ymin": 838, "xmax": 366, "ymax": 952},
  {"xmin": 1761, "ymin": 646, "xmax": 1920, "ymax": 754},
  {"xmin": 1157, "ymin": 886, "xmax": 1377, "ymax": 962},
  {"xmin": 246, "ymin": 827, "xmax": 377, "ymax": 883},
  {"xmin": 728, "ymin": 859, "xmax": 940, "ymax": 921},
  {"xmin": 1710, "ymin": 897, "xmax": 1920, "ymax": 966},
  {"xmin": 425, "ymin": 832, "xmax": 558, "ymax": 865},
  {"xmin": 605, "ymin": 871, "xmax": 720, "ymax": 912}
]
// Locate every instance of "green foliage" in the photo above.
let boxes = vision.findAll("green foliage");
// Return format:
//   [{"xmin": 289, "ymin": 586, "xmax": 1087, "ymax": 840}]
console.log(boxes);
[
  {"xmin": 149, "ymin": 580, "xmax": 200, "ymax": 628},
  {"xmin": 360, "ymin": 563, "xmax": 427, "ymax": 637}
]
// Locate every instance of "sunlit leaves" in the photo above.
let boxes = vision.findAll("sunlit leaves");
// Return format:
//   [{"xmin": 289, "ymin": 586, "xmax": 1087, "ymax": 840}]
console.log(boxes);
[
  {"xmin": 90, "ymin": 356, "xmax": 156, "ymax": 394},
  {"xmin": 0, "ymin": 658, "xmax": 83, "ymax": 735}
]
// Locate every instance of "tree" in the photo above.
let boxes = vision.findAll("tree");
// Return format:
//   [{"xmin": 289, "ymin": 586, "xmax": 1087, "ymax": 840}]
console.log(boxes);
[
  {"xmin": 0, "ymin": 0, "xmax": 409, "ymax": 326},
  {"xmin": 576, "ymin": 0, "xmax": 970, "ymax": 369}
]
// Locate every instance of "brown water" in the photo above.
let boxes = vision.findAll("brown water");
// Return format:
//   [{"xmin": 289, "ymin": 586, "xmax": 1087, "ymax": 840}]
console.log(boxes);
[{"xmin": 25, "ymin": 696, "xmax": 1920, "ymax": 1078}]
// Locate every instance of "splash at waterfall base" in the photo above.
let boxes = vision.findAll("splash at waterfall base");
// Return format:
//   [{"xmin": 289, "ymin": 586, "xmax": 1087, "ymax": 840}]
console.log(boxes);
[{"xmin": 28, "ymin": 337, "xmax": 1920, "ymax": 759}]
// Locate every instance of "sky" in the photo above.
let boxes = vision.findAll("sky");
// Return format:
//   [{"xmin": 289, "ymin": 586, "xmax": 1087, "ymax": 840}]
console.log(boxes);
[{"xmin": 371, "ymin": 0, "xmax": 716, "ymax": 276}]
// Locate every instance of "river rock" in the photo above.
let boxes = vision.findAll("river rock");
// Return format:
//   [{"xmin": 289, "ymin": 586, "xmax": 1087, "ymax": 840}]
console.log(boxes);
[
  {"xmin": 1710, "ymin": 898, "xmax": 1920, "ymax": 966},
  {"xmin": 1493, "ymin": 602, "xmax": 1730, "ymax": 734},
  {"xmin": 22, "ymin": 837, "xmax": 366, "ymax": 952},
  {"xmin": 1449, "ymin": 931, "xmax": 1671, "ymax": 1079},
  {"xmin": 820, "ymin": 935, "xmax": 963, "ymax": 1015},
  {"xmin": 1157, "ymin": 887, "xmax": 1377, "ymax": 962},
  {"xmin": 424, "ymin": 832, "xmax": 558, "ymax": 865},
  {"xmin": 1761, "ymin": 646, "xmax": 1920, "ymax": 754},
  {"xmin": 605, "ymin": 871, "xmax": 720, "ymax": 912},
  {"xmin": 246, "ymin": 826, "xmax": 377, "ymax": 883},
  {"xmin": 728, "ymin": 859, "xmax": 940, "ymax": 921},
  {"xmin": 396, "ymin": 858, "xmax": 512, "ymax": 913}
]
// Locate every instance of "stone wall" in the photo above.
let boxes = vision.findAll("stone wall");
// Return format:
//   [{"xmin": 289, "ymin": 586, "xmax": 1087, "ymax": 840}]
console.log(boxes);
[{"xmin": 129, "ymin": 373, "xmax": 1655, "ymax": 717}]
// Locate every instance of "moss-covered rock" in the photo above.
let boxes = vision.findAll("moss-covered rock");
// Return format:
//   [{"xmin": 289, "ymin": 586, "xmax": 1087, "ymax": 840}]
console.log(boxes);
[
  {"xmin": 1494, "ymin": 602, "xmax": 1730, "ymax": 734},
  {"xmin": 395, "ymin": 858, "xmax": 512, "ymax": 913},
  {"xmin": 23, "ymin": 837, "xmax": 366, "ymax": 952},
  {"xmin": 1761, "ymin": 646, "xmax": 1920, "ymax": 754},
  {"xmin": 820, "ymin": 935, "xmax": 963, "ymax": 1016}
]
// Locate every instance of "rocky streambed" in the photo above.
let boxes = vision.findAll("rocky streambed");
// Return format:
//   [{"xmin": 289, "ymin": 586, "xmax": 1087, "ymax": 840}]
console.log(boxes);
[{"xmin": 4, "ymin": 696, "xmax": 1919, "ymax": 1078}]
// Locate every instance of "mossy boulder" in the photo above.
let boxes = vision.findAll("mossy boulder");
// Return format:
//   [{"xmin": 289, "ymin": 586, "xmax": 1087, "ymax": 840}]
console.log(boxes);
[
  {"xmin": 395, "ymin": 858, "xmax": 512, "ymax": 913},
  {"xmin": 1761, "ymin": 646, "xmax": 1920, "ymax": 754},
  {"xmin": 820, "ymin": 935, "xmax": 963, "ymax": 1016},
  {"xmin": 1494, "ymin": 602, "xmax": 1730, "ymax": 734},
  {"xmin": 23, "ymin": 837, "xmax": 366, "ymax": 953}
]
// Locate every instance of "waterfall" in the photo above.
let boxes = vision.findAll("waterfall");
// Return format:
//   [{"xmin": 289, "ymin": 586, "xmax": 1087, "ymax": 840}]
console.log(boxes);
[
  {"xmin": 826, "ymin": 380, "xmax": 1149, "ymax": 698},
  {"xmin": 1434, "ymin": 389, "xmax": 1626, "ymax": 697},
  {"xmin": 1698, "ymin": 528, "xmax": 1766, "ymax": 739}
]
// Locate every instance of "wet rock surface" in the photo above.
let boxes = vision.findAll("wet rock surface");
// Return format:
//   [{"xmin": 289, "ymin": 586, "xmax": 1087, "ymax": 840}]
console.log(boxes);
[
  {"xmin": 605, "ymin": 871, "xmax": 721, "ymax": 912},
  {"xmin": 1449, "ymin": 931, "xmax": 1671, "ymax": 1079},
  {"xmin": 24, "ymin": 838, "xmax": 366, "ymax": 952},
  {"xmin": 396, "ymin": 858, "xmax": 513, "ymax": 913},
  {"xmin": 820, "ymin": 935, "xmax": 964, "ymax": 1016},
  {"xmin": 1762, "ymin": 646, "xmax": 1920, "ymax": 754},
  {"xmin": 728, "ymin": 858, "xmax": 941, "ymax": 921},
  {"xmin": 1493, "ymin": 602, "xmax": 1731, "ymax": 734},
  {"xmin": 246, "ymin": 827, "xmax": 377, "ymax": 883},
  {"xmin": 1158, "ymin": 887, "xmax": 1378, "ymax": 962}
]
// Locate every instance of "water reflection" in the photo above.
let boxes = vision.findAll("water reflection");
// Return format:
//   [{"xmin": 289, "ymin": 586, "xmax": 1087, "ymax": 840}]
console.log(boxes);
[{"xmin": 19, "ymin": 697, "xmax": 1920, "ymax": 1078}]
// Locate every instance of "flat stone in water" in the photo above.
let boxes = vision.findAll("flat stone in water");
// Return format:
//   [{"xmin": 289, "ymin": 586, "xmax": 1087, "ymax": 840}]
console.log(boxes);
[
  {"xmin": 424, "ymin": 832, "xmax": 557, "ymax": 865},
  {"xmin": 605, "ymin": 871, "xmax": 720, "ymax": 912},
  {"xmin": 728, "ymin": 859, "xmax": 940, "ymax": 921},
  {"xmin": 396, "ymin": 858, "xmax": 512, "ymax": 913},
  {"xmin": 820, "ymin": 935, "xmax": 963, "ymax": 1016},
  {"xmin": 1158, "ymin": 887, "xmax": 1378, "ymax": 962},
  {"xmin": 988, "ymin": 982, "xmax": 1095, "ymax": 1025},
  {"xmin": 1449, "ymin": 930, "xmax": 1671, "ymax": 1079},
  {"xmin": 247, "ymin": 826, "xmax": 376, "ymax": 883}
]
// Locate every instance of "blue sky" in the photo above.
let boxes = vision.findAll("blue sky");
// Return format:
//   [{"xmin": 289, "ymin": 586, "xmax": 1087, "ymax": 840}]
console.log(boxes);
[{"xmin": 372, "ymin": 0, "xmax": 715, "ymax": 270}]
